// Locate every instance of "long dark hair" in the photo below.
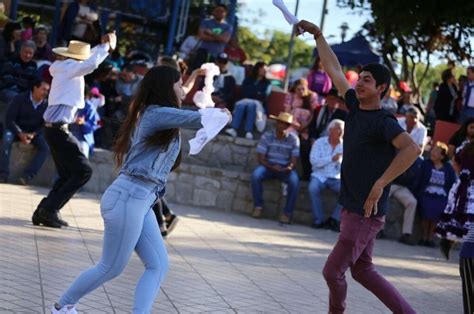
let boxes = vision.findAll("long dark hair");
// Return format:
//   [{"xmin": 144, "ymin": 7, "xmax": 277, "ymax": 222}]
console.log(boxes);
[
  {"xmin": 251, "ymin": 61, "xmax": 267, "ymax": 80},
  {"xmin": 451, "ymin": 117, "xmax": 474, "ymax": 142},
  {"xmin": 114, "ymin": 66, "xmax": 181, "ymax": 167}
]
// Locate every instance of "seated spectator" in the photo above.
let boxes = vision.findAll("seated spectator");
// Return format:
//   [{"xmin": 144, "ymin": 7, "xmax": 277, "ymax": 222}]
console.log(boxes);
[
  {"xmin": 308, "ymin": 88, "xmax": 347, "ymax": 140},
  {"xmin": 0, "ymin": 22, "xmax": 22, "ymax": 62},
  {"xmin": 414, "ymin": 142, "xmax": 456, "ymax": 247},
  {"xmin": 0, "ymin": 40, "xmax": 38, "ymax": 104},
  {"xmin": 284, "ymin": 78, "xmax": 318, "ymax": 180},
  {"xmin": 434, "ymin": 69, "xmax": 459, "ymax": 122},
  {"xmin": 71, "ymin": 87, "xmax": 101, "ymax": 159},
  {"xmin": 0, "ymin": 79, "xmax": 50, "ymax": 184},
  {"xmin": 21, "ymin": 16, "xmax": 35, "ymax": 41},
  {"xmin": 191, "ymin": 4, "xmax": 232, "ymax": 71},
  {"xmin": 307, "ymin": 56, "xmax": 332, "ymax": 104},
  {"xmin": 390, "ymin": 156, "xmax": 423, "ymax": 245},
  {"xmin": 33, "ymin": 26, "xmax": 54, "ymax": 62},
  {"xmin": 380, "ymin": 85, "xmax": 398, "ymax": 114},
  {"xmin": 447, "ymin": 117, "xmax": 474, "ymax": 158},
  {"xmin": 224, "ymin": 36, "xmax": 247, "ymax": 65},
  {"xmin": 225, "ymin": 62, "xmax": 271, "ymax": 139},
  {"xmin": 211, "ymin": 52, "xmax": 236, "ymax": 110},
  {"xmin": 251, "ymin": 112, "xmax": 300, "ymax": 224},
  {"xmin": 178, "ymin": 27, "xmax": 200, "ymax": 62},
  {"xmin": 114, "ymin": 64, "xmax": 142, "ymax": 119},
  {"xmin": 397, "ymin": 107, "xmax": 427, "ymax": 152},
  {"xmin": 308, "ymin": 119, "xmax": 344, "ymax": 231}
]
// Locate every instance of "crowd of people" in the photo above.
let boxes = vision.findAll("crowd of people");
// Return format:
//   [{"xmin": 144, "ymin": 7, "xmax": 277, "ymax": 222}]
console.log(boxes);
[{"xmin": 0, "ymin": 2, "xmax": 472, "ymax": 313}]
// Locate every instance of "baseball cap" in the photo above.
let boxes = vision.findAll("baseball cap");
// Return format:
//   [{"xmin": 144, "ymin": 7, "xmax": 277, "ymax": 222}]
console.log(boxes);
[{"xmin": 216, "ymin": 52, "xmax": 229, "ymax": 63}]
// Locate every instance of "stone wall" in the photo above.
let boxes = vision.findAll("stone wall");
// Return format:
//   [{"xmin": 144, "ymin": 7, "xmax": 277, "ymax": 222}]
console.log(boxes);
[{"xmin": 6, "ymin": 128, "xmax": 412, "ymax": 239}]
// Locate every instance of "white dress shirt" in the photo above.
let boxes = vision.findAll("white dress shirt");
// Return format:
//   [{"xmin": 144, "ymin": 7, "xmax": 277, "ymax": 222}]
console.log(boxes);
[
  {"xmin": 397, "ymin": 117, "xmax": 427, "ymax": 150},
  {"xmin": 44, "ymin": 43, "xmax": 110, "ymax": 123},
  {"xmin": 310, "ymin": 136, "xmax": 343, "ymax": 182}
]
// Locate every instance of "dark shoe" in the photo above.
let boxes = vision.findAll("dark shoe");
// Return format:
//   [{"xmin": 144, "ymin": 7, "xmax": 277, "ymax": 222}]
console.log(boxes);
[
  {"xmin": 279, "ymin": 214, "xmax": 291, "ymax": 224},
  {"xmin": 439, "ymin": 238, "xmax": 453, "ymax": 260},
  {"xmin": 311, "ymin": 222, "xmax": 325, "ymax": 229},
  {"xmin": 325, "ymin": 218, "xmax": 340, "ymax": 232},
  {"xmin": 398, "ymin": 234, "xmax": 415, "ymax": 246},
  {"xmin": 160, "ymin": 225, "xmax": 168, "ymax": 238},
  {"xmin": 33, "ymin": 208, "xmax": 62, "ymax": 228},
  {"xmin": 165, "ymin": 215, "xmax": 179, "ymax": 235},
  {"xmin": 56, "ymin": 211, "xmax": 69, "ymax": 227},
  {"xmin": 376, "ymin": 230, "xmax": 385, "ymax": 239}
]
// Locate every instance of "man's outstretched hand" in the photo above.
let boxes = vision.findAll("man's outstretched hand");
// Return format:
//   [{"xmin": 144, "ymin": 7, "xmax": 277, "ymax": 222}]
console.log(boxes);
[
  {"xmin": 295, "ymin": 20, "xmax": 321, "ymax": 36},
  {"xmin": 101, "ymin": 32, "xmax": 117, "ymax": 51}
]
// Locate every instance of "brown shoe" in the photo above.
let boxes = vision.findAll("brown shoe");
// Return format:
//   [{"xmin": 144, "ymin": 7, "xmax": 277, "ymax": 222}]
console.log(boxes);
[
  {"xmin": 251, "ymin": 207, "xmax": 262, "ymax": 218},
  {"xmin": 279, "ymin": 214, "xmax": 291, "ymax": 224}
]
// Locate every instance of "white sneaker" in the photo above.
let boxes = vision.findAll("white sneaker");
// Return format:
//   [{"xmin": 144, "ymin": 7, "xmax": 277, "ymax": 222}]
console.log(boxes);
[
  {"xmin": 51, "ymin": 304, "xmax": 77, "ymax": 314},
  {"xmin": 245, "ymin": 132, "xmax": 253, "ymax": 139},
  {"xmin": 225, "ymin": 128, "xmax": 237, "ymax": 137}
]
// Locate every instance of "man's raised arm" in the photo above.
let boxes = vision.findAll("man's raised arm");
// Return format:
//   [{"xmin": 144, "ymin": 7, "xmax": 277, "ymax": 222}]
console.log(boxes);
[{"xmin": 296, "ymin": 20, "xmax": 350, "ymax": 96}]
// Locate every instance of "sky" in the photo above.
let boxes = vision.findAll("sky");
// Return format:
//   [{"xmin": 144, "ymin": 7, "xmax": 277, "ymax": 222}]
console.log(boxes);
[{"xmin": 237, "ymin": 0, "xmax": 370, "ymax": 45}]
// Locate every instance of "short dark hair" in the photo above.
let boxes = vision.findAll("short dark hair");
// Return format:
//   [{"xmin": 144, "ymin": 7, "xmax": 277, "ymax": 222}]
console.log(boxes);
[
  {"xmin": 215, "ymin": 4, "xmax": 228, "ymax": 11},
  {"xmin": 441, "ymin": 69, "xmax": 454, "ymax": 83},
  {"xmin": 31, "ymin": 79, "xmax": 48, "ymax": 91},
  {"xmin": 360, "ymin": 63, "xmax": 391, "ymax": 98}
]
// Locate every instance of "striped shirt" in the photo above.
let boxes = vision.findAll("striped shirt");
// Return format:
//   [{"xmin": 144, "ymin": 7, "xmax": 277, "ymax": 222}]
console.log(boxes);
[
  {"xmin": 256, "ymin": 130, "xmax": 299, "ymax": 166},
  {"xmin": 460, "ymin": 222, "xmax": 474, "ymax": 258}
]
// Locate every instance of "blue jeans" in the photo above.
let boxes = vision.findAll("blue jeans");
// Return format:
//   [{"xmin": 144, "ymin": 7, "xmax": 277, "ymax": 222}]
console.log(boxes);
[
  {"xmin": 231, "ymin": 100, "xmax": 257, "ymax": 132},
  {"xmin": 58, "ymin": 175, "xmax": 169, "ymax": 313},
  {"xmin": 251, "ymin": 165, "xmax": 300, "ymax": 216},
  {"xmin": 460, "ymin": 107, "xmax": 474, "ymax": 123},
  {"xmin": 0, "ymin": 130, "xmax": 49, "ymax": 179},
  {"xmin": 308, "ymin": 177, "xmax": 342, "ymax": 224}
]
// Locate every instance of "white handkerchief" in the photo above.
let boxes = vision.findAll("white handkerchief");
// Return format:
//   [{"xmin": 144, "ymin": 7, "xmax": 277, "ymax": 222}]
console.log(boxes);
[
  {"xmin": 188, "ymin": 108, "xmax": 229, "ymax": 155},
  {"xmin": 272, "ymin": 0, "xmax": 298, "ymax": 25},
  {"xmin": 193, "ymin": 63, "xmax": 221, "ymax": 109}
]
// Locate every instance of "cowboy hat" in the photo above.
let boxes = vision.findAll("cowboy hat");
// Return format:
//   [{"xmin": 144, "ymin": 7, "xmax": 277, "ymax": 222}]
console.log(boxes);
[
  {"xmin": 53, "ymin": 41, "xmax": 91, "ymax": 61},
  {"xmin": 269, "ymin": 112, "xmax": 299, "ymax": 126}
]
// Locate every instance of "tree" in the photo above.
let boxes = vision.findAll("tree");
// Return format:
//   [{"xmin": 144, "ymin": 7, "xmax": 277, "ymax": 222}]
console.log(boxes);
[{"xmin": 338, "ymin": 0, "xmax": 474, "ymax": 99}]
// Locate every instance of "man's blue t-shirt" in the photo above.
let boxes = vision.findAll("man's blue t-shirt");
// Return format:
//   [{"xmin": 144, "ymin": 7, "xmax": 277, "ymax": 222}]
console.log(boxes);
[
  {"xmin": 339, "ymin": 89, "xmax": 405, "ymax": 216},
  {"xmin": 199, "ymin": 19, "xmax": 232, "ymax": 57}
]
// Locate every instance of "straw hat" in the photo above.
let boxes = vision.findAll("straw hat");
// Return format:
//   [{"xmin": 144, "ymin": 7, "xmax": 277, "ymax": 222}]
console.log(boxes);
[
  {"xmin": 269, "ymin": 112, "xmax": 298, "ymax": 126},
  {"xmin": 53, "ymin": 41, "xmax": 91, "ymax": 61}
]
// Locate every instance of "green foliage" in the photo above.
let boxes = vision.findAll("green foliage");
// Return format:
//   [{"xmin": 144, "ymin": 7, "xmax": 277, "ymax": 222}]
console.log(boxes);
[
  {"xmin": 238, "ymin": 26, "xmax": 314, "ymax": 68},
  {"xmin": 338, "ymin": 0, "xmax": 474, "ymax": 97}
]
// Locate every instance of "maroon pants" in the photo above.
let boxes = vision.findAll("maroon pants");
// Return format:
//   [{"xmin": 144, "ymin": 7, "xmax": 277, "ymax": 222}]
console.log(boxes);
[{"xmin": 322, "ymin": 210, "xmax": 415, "ymax": 314}]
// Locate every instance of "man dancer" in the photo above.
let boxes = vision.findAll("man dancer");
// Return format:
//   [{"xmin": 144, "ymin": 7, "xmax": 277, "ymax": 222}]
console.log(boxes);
[
  {"xmin": 32, "ymin": 33, "xmax": 116, "ymax": 228},
  {"xmin": 296, "ymin": 20, "xmax": 420, "ymax": 313}
]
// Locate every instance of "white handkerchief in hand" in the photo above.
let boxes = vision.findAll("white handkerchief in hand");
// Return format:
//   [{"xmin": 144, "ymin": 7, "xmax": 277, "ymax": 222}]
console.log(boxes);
[
  {"xmin": 272, "ymin": 0, "xmax": 299, "ymax": 25},
  {"xmin": 193, "ymin": 63, "xmax": 220, "ymax": 109},
  {"xmin": 189, "ymin": 108, "xmax": 230, "ymax": 155}
]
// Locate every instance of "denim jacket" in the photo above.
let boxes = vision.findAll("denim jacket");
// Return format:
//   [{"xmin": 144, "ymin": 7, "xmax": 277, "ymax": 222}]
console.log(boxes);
[{"xmin": 120, "ymin": 106, "xmax": 202, "ymax": 196}]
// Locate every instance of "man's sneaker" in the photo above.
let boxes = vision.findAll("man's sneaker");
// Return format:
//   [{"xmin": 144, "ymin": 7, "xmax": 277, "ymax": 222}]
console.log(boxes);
[
  {"xmin": 51, "ymin": 303, "xmax": 77, "ymax": 314},
  {"xmin": 325, "ymin": 218, "xmax": 340, "ymax": 232},
  {"xmin": 165, "ymin": 215, "xmax": 179, "ymax": 235},
  {"xmin": 160, "ymin": 225, "xmax": 168, "ymax": 238},
  {"xmin": 251, "ymin": 207, "xmax": 262, "ymax": 218},
  {"xmin": 398, "ymin": 234, "xmax": 414, "ymax": 246},
  {"xmin": 32, "ymin": 208, "xmax": 62, "ymax": 228},
  {"xmin": 225, "ymin": 128, "xmax": 237, "ymax": 137},
  {"xmin": 279, "ymin": 214, "xmax": 291, "ymax": 224},
  {"xmin": 245, "ymin": 132, "xmax": 253, "ymax": 140}
]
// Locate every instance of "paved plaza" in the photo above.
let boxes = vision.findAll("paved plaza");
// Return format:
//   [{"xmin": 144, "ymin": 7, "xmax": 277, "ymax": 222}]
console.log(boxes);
[{"xmin": 0, "ymin": 183, "xmax": 462, "ymax": 313}]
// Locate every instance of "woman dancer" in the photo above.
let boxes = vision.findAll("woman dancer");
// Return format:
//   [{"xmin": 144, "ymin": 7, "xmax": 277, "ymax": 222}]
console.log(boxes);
[{"xmin": 51, "ymin": 65, "xmax": 231, "ymax": 314}]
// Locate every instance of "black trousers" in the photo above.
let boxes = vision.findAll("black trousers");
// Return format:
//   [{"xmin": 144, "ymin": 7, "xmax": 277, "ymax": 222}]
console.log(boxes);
[
  {"xmin": 152, "ymin": 198, "xmax": 174, "ymax": 227},
  {"xmin": 37, "ymin": 127, "xmax": 92, "ymax": 213},
  {"xmin": 460, "ymin": 257, "xmax": 474, "ymax": 314}
]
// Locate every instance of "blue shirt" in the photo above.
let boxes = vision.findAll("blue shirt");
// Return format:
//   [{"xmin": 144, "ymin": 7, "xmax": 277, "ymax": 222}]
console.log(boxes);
[
  {"xmin": 199, "ymin": 18, "xmax": 232, "ymax": 57},
  {"xmin": 120, "ymin": 106, "xmax": 203, "ymax": 197},
  {"xmin": 256, "ymin": 130, "xmax": 299, "ymax": 166}
]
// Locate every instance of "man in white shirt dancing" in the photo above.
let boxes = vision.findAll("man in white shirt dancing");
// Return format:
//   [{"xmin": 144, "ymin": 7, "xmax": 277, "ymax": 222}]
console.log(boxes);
[{"xmin": 32, "ymin": 33, "xmax": 116, "ymax": 228}]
